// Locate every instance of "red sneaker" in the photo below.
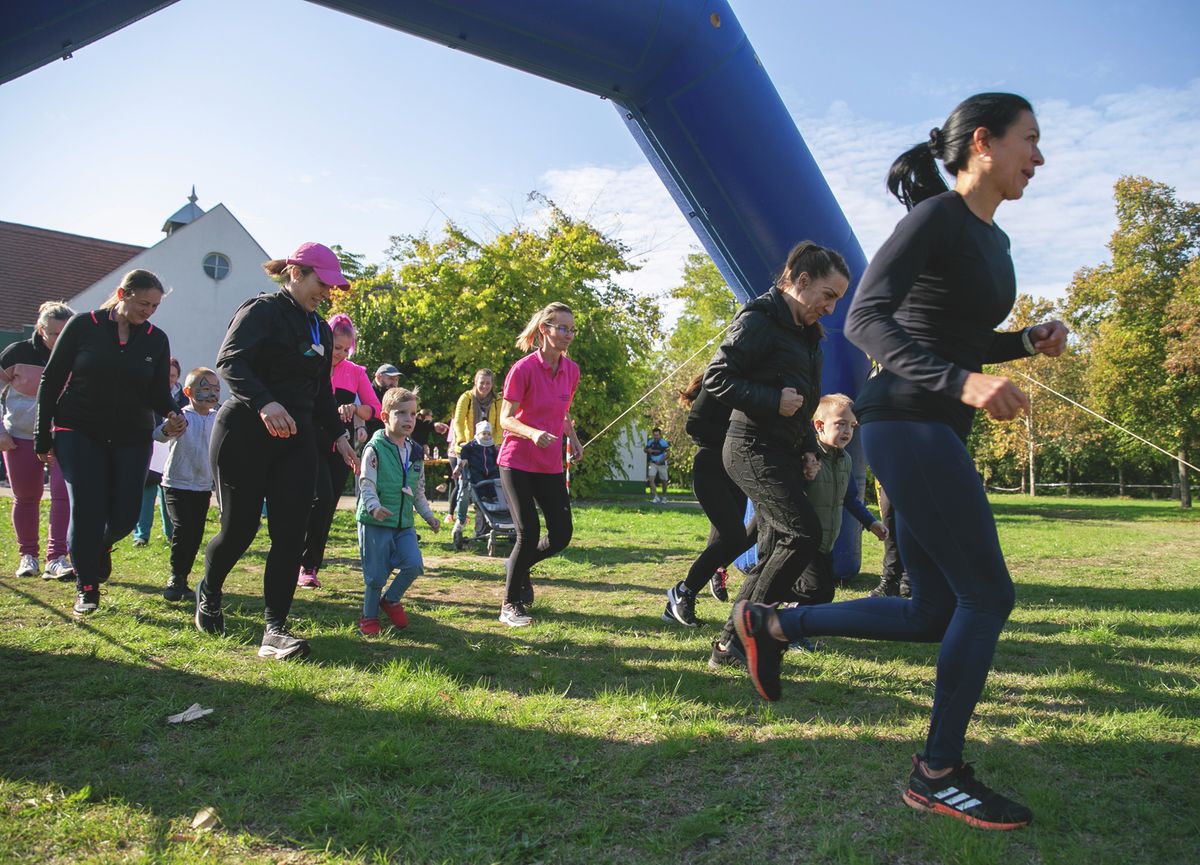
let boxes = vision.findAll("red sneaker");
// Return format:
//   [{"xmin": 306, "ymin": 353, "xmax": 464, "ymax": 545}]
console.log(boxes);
[
  {"xmin": 379, "ymin": 599, "xmax": 408, "ymax": 629},
  {"xmin": 358, "ymin": 617, "xmax": 381, "ymax": 637}
]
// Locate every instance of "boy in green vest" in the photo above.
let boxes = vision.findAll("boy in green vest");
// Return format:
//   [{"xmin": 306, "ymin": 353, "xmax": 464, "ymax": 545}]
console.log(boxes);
[
  {"xmin": 356, "ymin": 387, "xmax": 441, "ymax": 636},
  {"xmin": 788, "ymin": 394, "xmax": 888, "ymax": 612}
]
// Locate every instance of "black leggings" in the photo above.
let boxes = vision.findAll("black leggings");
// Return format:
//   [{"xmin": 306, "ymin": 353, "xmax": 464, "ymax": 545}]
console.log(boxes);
[
  {"xmin": 301, "ymin": 446, "xmax": 353, "ymax": 571},
  {"xmin": 163, "ymin": 487, "xmax": 212, "ymax": 580},
  {"xmin": 719, "ymin": 434, "xmax": 821, "ymax": 645},
  {"xmin": 54, "ymin": 429, "xmax": 150, "ymax": 590},
  {"xmin": 202, "ymin": 403, "xmax": 318, "ymax": 628},
  {"xmin": 499, "ymin": 466, "xmax": 572, "ymax": 604},
  {"xmin": 682, "ymin": 444, "xmax": 755, "ymax": 593}
]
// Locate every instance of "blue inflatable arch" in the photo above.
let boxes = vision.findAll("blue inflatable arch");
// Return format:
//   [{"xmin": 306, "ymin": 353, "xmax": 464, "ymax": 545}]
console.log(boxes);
[{"xmin": 2, "ymin": 0, "xmax": 872, "ymax": 575}]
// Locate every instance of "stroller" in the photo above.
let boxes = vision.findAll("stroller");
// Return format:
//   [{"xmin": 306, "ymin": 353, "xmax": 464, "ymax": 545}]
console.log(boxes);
[{"xmin": 454, "ymin": 468, "xmax": 516, "ymax": 557}]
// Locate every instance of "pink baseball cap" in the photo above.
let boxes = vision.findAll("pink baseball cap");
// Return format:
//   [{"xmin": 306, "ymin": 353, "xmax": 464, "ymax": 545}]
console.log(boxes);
[{"xmin": 285, "ymin": 242, "xmax": 351, "ymax": 288}]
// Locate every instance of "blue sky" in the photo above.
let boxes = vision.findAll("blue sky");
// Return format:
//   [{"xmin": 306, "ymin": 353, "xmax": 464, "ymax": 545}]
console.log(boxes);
[{"xmin": 2, "ymin": 0, "xmax": 1198, "ymax": 319}]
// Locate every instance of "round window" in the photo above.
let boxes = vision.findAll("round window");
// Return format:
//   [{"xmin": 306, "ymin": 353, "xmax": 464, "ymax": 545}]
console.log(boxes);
[{"xmin": 203, "ymin": 252, "xmax": 231, "ymax": 280}]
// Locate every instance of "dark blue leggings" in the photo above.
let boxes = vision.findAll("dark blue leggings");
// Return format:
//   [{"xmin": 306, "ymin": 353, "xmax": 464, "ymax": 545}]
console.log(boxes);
[
  {"xmin": 777, "ymin": 421, "xmax": 1015, "ymax": 769},
  {"xmin": 54, "ymin": 429, "xmax": 151, "ymax": 590}
]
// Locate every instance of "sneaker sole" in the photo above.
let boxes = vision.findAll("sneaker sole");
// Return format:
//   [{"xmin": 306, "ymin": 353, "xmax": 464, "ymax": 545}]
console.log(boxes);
[
  {"xmin": 734, "ymin": 604, "xmax": 778, "ymax": 702},
  {"xmin": 257, "ymin": 644, "xmax": 311, "ymax": 660},
  {"xmin": 902, "ymin": 789, "xmax": 1031, "ymax": 830}
]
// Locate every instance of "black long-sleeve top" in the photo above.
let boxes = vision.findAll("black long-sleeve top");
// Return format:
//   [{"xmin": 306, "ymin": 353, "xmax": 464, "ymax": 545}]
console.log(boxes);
[
  {"xmin": 703, "ymin": 287, "xmax": 821, "ymax": 453},
  {"xmin": 35, "ymin": 309, "xmax": 177, "ymax": 453},
  {"xmin": 846, "ymin": 191, "xmax": 1034, "ymax": 441},
  {"xmin": 215, "ymin": 290, "xmax": 342, "ymax": 440}
]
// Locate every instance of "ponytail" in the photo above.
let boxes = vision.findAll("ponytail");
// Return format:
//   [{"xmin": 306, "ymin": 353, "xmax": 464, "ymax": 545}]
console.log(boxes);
[
  {"xmin": 887, "ymin": 92, "xmax": 1034, "ymax": 210},
  {"xmin": 101, "ymin": 268, "xmax": 164, "ymax": 309},
  {"xmin": 774, "ymin": 241, "xmax": 850, "ymax": 290}
]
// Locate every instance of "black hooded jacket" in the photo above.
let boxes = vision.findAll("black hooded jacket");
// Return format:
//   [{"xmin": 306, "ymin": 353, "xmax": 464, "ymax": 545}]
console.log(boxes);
[{"xmin": 703, "ymin": 286, "xmax": 821, "ymax": 454}]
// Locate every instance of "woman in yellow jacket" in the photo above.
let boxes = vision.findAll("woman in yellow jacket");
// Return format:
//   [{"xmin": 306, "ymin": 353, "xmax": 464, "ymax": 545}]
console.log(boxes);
[{"xmin": 450, "ymin": 369, "xmax": 501, "ymax": 532}]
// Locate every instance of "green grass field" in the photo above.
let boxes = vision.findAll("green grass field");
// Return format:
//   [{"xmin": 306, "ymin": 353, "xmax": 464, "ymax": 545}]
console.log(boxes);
[{"xmin": 1, "ymin": 495, "xmax": 1197, "ymax": 864}]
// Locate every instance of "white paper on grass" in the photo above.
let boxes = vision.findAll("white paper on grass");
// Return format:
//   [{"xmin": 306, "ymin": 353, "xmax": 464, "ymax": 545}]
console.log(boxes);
[{"xmin": 166, "ymin": 703, "xmax": 213, "ymax": 724}]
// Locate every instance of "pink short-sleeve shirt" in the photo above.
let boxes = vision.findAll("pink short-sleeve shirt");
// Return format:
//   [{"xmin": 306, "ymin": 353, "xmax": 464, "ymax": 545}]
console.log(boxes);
[{"xmin": 497, "ymin": 349, "xmax": 580, "ymax": 474}]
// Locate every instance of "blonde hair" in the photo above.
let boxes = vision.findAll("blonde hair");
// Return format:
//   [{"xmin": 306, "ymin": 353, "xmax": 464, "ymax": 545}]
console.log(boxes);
[
  {"xmin": 382, "ymin": 386, "xmax": 420, "ymax": 414},
  {"xmin": 814, "ymin": 393, "xmax": 855, "ymax": 419},
  {"xmin": 36, "ymin": 301, "xmax": 74, "ymax": 330},
  {"xmin": 184, "ymin": 366, "xmax": 218, "ymax": 390},
  {"xmin": 515, "ymin": 302, "xmax": 573, "ymax": 352},
  {"xmin": 100, "ymin": 269, "xmax": 165, "ymax": 310}
]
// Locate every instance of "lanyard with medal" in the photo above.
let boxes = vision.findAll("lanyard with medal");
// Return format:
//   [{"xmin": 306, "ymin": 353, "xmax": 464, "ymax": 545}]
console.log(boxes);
[{"xmin": 306, "ymin": 313, "xmax": 324, "ymax": 357}]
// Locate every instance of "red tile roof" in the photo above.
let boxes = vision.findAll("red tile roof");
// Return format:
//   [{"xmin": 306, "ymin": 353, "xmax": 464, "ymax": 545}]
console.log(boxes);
[{"xmin": 0, "ymin": 221, "xmax": 145, "ymax": 331}]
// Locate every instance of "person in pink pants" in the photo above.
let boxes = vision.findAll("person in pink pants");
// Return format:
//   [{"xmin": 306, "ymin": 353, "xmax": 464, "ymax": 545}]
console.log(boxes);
[{"xmin": 1, "ymin": 301, "xmax": 74, "ymax": 579}]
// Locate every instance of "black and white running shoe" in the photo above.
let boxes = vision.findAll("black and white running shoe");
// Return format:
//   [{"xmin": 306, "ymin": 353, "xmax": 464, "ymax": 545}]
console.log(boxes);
[
  {"xmin": 194, "ymin": 580, "xmax": 225, "ymax": 636},
  {"xmin": 73, "ymin": 584, "xmax": 100, "ymax": 614},
  {"xmin": 663, "ymin": 582, "xmax": 699, "ymax": 627},
  {"xmin": 258, "ymin": 625, "xmax": 311, "ymax": 661},
  {"xmin": 902, "ymin": 755, "xmax": 1033, "ymax": 830},
  {"xmin": 709, "ymin": 566, "xmax": 729, "ymax": 602}
]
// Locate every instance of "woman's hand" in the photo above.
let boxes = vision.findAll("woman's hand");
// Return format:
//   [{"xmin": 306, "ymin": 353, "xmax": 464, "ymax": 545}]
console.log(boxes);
[
  {"xmin": 259, "ymin": 401, "xmax": 297, "ymax": 438},
  {"xmin": 338, "ymin": 403, "xmax": 356, "ymax": 423},
  {"xmin": 1027, "ymin": 320, "xmax": 1069, "ymax": 357},
  {"xmin": 961, "ymin": 373, "xmax": 1030, "ymax": 421},
  {"xmin": 0, "ymin": 431, "xmax": 15, "ymax": 453},
  {"xmin": 336, "ymin": 435, "xmax": 359, "ymax": 473},
  {"xmin": 869, "ymin": 521, "xmax": 889, "ymax": 541},
  {"xmin": 532, "ymin": 430, "xmax": 558, "ymax": 449},
  {"xmin": 778, "ymin": 387, "xmax": 804, "ymax": 417},
  {"xmin": 568, "ymin": 437, "xmax": 584, "ymax": 464},
  {"xmin": 37, "ymin": 448, "xmax": 54, "ymax": 466}
]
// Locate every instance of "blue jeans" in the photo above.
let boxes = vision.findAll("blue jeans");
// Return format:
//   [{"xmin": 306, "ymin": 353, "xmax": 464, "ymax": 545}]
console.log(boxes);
[
  {"xmin": 776, "ymin": 421, "xmax": 1015, "ymax": 769},
  {"xmin": 134, "ymin": 484, "xmax": 174, "ymax": 542},
  {"xmin": 358, "ymin": 523, "xmax": 424, "ymax": 618}
]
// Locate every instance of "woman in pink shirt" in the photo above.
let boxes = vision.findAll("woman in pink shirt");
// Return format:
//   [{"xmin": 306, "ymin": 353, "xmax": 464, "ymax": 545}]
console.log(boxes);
[
  {"xmin": 298, "ymin": 312, "xmax": 381, "ymax": 587},
  {"xmin": 497, "ymin": 302, "xmax": 583, "ymax": 627}
]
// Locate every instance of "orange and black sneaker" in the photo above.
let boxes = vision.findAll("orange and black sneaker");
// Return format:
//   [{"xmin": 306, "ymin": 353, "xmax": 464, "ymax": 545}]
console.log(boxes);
[
  {"xmin": 732, "ymin": 601, "xmax": 785, "ymax": 701},
  {"xmin": 902, "ymin": 755, "xmax": 1032, "ymax": 830}
]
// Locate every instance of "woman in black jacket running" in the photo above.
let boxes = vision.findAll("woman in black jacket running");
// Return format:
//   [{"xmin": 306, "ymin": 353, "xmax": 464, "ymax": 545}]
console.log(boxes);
[
  {"xmin": 703, "ymin": 241, "xmax": 850, "ymax": 667},
  {"xmin": 195, "ymin": 242, "xmax": 358, "ymax": 661},
  {"xmin": 35, "ymin": 269, "xmax": 185, "ymax": 614},
  {"xmin": 733, "ymin": 93, "xmax": 1067, "ymax": 831}
]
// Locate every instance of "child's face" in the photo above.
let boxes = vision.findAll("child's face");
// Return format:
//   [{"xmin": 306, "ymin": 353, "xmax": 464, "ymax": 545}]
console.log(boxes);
[
  {"xmin": 383, "ymin": 400, "xmax": 418, "ymax": 440},
  {"xmin": 815, "ymin": 405, "xmax": 856, "ymax": 448},
  {"xmin": 185, "ymin": 374, "xmax": 221, "ymax": 414}
]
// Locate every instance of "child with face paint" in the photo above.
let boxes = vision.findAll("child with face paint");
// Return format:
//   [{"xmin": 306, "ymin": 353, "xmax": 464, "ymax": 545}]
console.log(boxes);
[
  {"xmin": 156, "ymin": 367, "xmax": 221, "ymax": 601},
  {"xmin": 450, "ymin": 420, "xmax": 501, "ymax": 546}
]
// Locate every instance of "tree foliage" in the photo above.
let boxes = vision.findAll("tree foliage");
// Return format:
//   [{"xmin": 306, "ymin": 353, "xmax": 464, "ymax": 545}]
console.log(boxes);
[
  {"xmin": 1066, "ymin": 176, "xmax": 1199, "ymax": 505},
  {"xmin": 330, "ymin": 200, "xmax": 662, "ymax": 496}
]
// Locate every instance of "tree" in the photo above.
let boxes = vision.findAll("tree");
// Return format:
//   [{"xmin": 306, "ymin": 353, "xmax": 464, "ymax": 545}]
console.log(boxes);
[
  {"xmin": 331, "ymin": 201, "xmax": 662, "ymax": 496},
  {"xmin": 1067, "ymin": 176, "xmax": 1200, "ymax": 507}
]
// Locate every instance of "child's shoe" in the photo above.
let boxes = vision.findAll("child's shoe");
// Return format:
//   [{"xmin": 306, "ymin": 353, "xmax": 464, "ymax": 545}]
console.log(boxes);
[
  {"xmin": 297, "ymin": 567, "xmax": 321, "ymax": 588},
  {"xmin": 359, "ymin": 617, "xmax": 381, "ymax": 637},
  {"xmin": 379, "ymin": 599, "xmax": 409, "ymax": 629}
]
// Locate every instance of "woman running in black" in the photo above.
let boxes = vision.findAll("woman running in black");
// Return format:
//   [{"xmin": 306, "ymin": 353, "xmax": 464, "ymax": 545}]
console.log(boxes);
[
  {"xmin": 195, "ymin": 243, "xmax": 358, "ymax": 661},
  {"xmin": 734, "ymin": 93, "xmax": 1067, "ymax": 831},
  {"xmin": 661, "ymin": 373, "xmax": 757, "ymax": 628},
  {"xmin": 35, "ymin": 270, "xmax": 185, "ymax": 613},
  {"xmin": 704, "ymin": 242, "xmax": 850, "ymax": 667}
]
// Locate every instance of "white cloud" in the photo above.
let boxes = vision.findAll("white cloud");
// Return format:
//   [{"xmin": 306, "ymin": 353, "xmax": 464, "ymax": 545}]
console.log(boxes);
[{"xmin": 477, "ymin": 81, "xmax": 1200, "ymax": 326}]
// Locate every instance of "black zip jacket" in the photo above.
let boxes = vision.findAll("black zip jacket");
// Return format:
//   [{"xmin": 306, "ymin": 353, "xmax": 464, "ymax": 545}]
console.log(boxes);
[
  {"xmin": 215, "ymin": 290, "xmax": 342, "ymax": 440},
  {"xmin": 703, "ymin": 286, "xmax": 821, "ymax": 453},
  {"xmin": 685, "ymin": 385, "xmax": 733, "ymax": 449},
  {"xmin": 35, "ymin": 309, "xmax": 176, "ymax": 453}
]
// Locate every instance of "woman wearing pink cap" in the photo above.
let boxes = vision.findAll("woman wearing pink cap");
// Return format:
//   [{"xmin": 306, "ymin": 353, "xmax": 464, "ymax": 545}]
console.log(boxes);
[
  {"xmin": 496, "ymin": 302, "xmax": 584, "ymax": 627},
  {"xmin": 195, "ymin": 242, "xmax": 358, "ymax": 661}
]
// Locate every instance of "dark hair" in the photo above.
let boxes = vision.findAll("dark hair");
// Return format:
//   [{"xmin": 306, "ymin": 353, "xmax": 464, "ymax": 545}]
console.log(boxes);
[
  {"xmin": 263, "ymin": 259, "xmax": 313, "ymax": 283},
  {"xmin": 101, "ymin": 269, "xmax": 165, "ymax": 309},
  {"xmin": 678, "ymin": 372, "xmax": 704, "ymax": 408},
  {"xmin": 775, "ymin": 241, "xmax": 850, "ymax": 290},
  {"xmin": 887, "ymin": 92, "xmax": 1035, "ymax": 210},
  {"xmin": 169, "ymin": 356, "xmax": 181, "ymax": 375}
]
